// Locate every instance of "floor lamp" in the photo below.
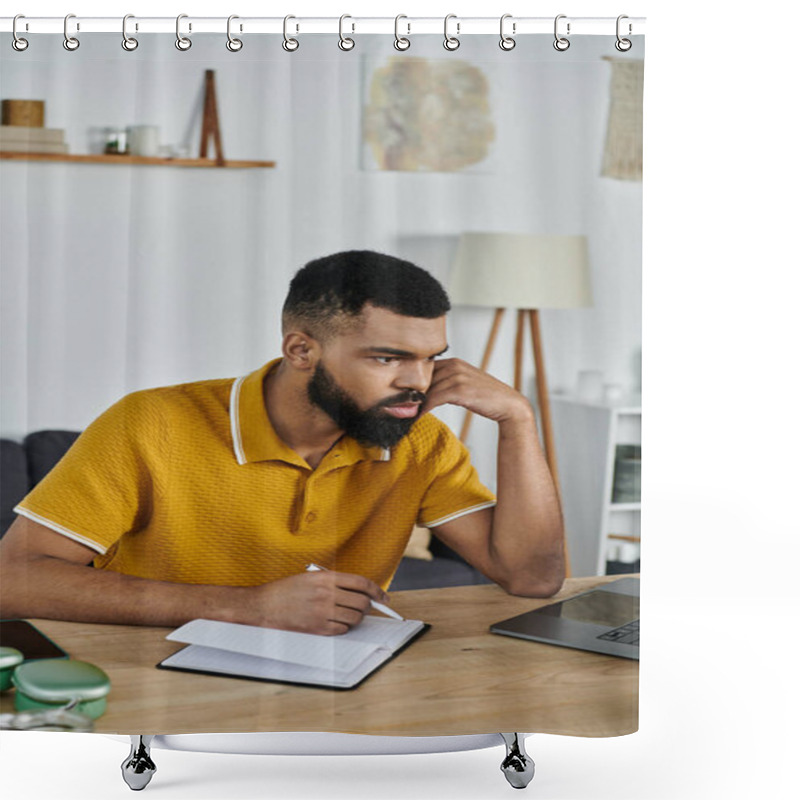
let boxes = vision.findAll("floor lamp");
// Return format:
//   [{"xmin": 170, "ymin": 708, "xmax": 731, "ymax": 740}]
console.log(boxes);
[{"xmin": 448, "ymin": 233, "xmax": 593, "ymax": 576}]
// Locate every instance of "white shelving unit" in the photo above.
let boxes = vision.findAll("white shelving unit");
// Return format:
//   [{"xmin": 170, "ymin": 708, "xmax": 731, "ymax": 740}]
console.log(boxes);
[{"xmin": 550, "ymin": 396, "xmax": 641, "ymax": 576}]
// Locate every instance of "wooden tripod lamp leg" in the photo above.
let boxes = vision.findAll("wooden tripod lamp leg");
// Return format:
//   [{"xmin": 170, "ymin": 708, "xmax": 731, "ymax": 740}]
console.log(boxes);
[
  {"xmin": 513, "ymin": 309, "xmax": 526, "ymax": 392},
  {"xmin": 459, "ymin": 308, "xmax": 505, "ymax": 442}
]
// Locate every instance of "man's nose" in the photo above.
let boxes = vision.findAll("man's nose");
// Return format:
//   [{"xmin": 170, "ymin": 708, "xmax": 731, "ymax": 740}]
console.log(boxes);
[{"xmin": 395, "ymin": 361, "xmax": 432, "ymax": 392}]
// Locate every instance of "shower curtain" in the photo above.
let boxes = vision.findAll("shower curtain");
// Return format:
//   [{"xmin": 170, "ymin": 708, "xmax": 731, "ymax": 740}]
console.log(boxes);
[{"xmin": 0, "ymin": 12, "xmax": 643, "ymax": 790}]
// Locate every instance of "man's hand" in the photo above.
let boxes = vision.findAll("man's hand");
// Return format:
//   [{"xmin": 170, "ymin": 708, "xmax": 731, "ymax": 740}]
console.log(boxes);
[
  {"xmin": 239, "ymin": 571, "xmax": 389, "ymax": 636},
  {"xmin": 420, "ymin": 358, "xmax": 532, "ymax": 425}
]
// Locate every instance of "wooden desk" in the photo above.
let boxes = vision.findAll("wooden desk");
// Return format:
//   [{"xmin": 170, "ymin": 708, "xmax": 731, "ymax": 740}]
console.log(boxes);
[{"xmin": 1, "ymin": 576, "xmax": 638, "ymax": 737}]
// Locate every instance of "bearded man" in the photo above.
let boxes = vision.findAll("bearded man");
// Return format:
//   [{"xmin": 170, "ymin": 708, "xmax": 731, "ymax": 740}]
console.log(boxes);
[{"xmin": 0, "ymin": 251, "xmax": 564, "ymax": 634}]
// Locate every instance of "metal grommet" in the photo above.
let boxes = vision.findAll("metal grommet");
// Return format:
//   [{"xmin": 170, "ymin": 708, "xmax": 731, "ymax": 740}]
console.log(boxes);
[
  {"xmin": 338, "ymin": 14, "xmax": 355, "ymax": 51},
  {"xmin": 394, "ymin": 14, "xmax": 410, "ymax": 51},
  {"xmin": 122, "ymin": 14, "xmax": 138, "ymax": 51},
  {"xmin": 63, "ymin": 13, "xmax": 80, "ymax": 51},
  {"xmin": 12, "ymin": 15, "xmax": 29, "ymax": 51},
  {"xmin": 282, "ymin": 15, "xmax": 299, "ymax": 52},
  {"xmin": 499, "ymin": 14, "xmax": 516, "ymax": 51},
  {"xmin": 226, "ymin": 15, "xmax": 243, "ymax": 51},
  {"xmin": 553, "ymin": 14, "xmax": 570, "ymax": 51},
  {"xmin": 615, "ymin": 15, "xmax": 632, "ymax": 52},
  {"xmin": 175, "ymin": 14, "xmax": 192, "ymax": 51},
  {"xmin": 443, "ymin": 14, "xmax": 460, "ymax": 51}
]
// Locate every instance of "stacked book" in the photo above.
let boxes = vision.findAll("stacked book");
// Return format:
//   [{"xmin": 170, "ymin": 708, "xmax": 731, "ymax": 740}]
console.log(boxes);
[{"xmin": 0, "ymin": 126, "xmax": 68, "ymax": 154}]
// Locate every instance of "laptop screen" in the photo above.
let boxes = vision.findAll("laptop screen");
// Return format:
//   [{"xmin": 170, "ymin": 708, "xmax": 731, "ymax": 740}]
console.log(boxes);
[{"xmin": 537, "ymin": 588, "xmax": 639, "ymax": 628}]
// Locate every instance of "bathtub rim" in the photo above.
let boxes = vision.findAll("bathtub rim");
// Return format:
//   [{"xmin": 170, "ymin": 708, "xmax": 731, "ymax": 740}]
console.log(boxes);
[{"xmin": 105, "ymin": 731, "xmax": 528, "ymax": 756}]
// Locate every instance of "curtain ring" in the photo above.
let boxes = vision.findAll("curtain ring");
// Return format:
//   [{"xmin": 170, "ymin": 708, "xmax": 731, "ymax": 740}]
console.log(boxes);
[
  {"xmin": 553, "ymin": 14, "xmax": 570, "ymax": 51},
  {"xmin": 443, "ymin": 14, "xmax": 460, "ymax": 51},
  {"xmin": 338, "ymin": 14, "xmax": 355, "ymax": 51},
  {"xmin": 499, "ymin": 14, "xmax": 516, "ymax": 51},
  {"xmin": 175, "ymin": 14, "xmax": 192, "ymax": 51},
  {"xmin": 226, "ymin": 15, "xmax": 243, "ymax": 52},
  {"xmin": 615, "ymin": 15, "xmax": 632, "ymax": 52},
  {"xmin": 63, "ymin": 13, "xmax": 80, "ymax": 51},
  {"xmin": 122, "ymin": 14, "xmax": 138, "ymax": 51},
  {"xmin": 12, "ymin": 15, "xmax": 29, "ymax": 52},
  {"xmin": 394, "ymin": 15, "xmax": 410, "ymax": 51},
  {"xmin": 282, "ymin": 15, "xmax": 299, "ymax": 52}
]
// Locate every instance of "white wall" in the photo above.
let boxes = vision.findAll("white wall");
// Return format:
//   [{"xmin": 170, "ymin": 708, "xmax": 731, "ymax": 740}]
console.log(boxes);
[{"xmin": 0, "ymin": 33, "xmax": 642, "ymax": 490}]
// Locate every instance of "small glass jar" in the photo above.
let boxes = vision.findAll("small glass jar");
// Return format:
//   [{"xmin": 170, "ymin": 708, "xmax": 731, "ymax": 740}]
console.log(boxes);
[{"xmin": 104, "ymin": 128, "xmax": 129, "ymax": 155}]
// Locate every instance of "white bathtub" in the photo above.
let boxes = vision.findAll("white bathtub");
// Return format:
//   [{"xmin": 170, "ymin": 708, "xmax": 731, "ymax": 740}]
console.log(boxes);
[
  {"xmin": 147, "ymin": 731, "xmax": 508, "ymax": 755},
  {"xmin": 112, "ymin": 732, "xmax": 535, "ymax": 790}
]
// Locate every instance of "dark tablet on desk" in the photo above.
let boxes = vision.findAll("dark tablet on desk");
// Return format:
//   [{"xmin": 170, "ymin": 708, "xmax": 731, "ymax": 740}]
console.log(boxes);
[{"xmin": 0, "ymin": 619, "xmax": 69, "ymax": 660}]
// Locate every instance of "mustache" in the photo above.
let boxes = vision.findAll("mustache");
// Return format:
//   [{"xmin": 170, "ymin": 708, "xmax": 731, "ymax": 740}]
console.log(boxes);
[{"xmin": 377, "ymin": 390, "xmax": 426, "ymax": 408}]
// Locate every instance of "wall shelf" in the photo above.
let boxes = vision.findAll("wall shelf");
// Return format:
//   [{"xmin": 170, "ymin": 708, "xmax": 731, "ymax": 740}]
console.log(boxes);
[
  {"xmin": 0, "ymin": 152, "xmax": 276, "ymax": 169},
  {"xmin": 609, "ymin": 502, "xmax": 641, "ymax": 512}
]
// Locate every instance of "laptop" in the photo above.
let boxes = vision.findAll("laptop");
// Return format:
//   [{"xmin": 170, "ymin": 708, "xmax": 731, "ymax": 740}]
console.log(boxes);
[{"xmin": 490, "ymin": 577, "xmax": 639, "ymax": 660}]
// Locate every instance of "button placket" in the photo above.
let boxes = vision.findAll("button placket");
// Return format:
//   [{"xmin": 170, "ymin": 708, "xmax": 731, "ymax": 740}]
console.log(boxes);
[
  {"xmin": 300, "ymin": 473, "xmax": 317, "ymax": 530},
  {"xmin": 290, "ymin": 470, "xmax": 310, "ymax": 534}
]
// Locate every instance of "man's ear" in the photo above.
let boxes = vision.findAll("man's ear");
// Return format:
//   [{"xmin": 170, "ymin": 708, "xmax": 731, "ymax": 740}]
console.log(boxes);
[{"xmin": 282, "ymin": 330, "xmax": 321, "ymax": 371}]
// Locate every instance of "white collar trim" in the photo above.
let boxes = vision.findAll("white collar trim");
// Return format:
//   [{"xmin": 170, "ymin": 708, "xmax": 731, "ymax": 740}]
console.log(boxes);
[{"xmin": 229, "ymin": 375, "xmax": 247, "ymax": 465}]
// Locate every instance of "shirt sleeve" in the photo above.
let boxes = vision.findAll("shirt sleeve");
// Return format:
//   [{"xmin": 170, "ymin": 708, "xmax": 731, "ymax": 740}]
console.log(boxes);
[
  {"xmin": 416, "ymin": 419, "xmax": 496, "ymax": 528},
  {"xmin": 14, "ymin": 391, "xmax": 163, "ymax": 555}
]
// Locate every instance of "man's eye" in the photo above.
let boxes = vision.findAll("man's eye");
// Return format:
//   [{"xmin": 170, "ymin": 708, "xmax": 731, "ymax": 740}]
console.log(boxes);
[{"xmin": 375, "ymin": 356, "xmax": 399, "ymax": 365}]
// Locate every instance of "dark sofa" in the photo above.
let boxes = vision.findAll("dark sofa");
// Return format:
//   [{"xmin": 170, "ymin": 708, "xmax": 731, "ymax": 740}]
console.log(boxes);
[{"xmin": 0, "ymin": 430, "xmax": 492, "ymax": 591}]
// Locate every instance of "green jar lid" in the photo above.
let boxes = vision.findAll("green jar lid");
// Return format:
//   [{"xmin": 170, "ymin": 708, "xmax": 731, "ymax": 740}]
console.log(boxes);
[
  {"xmin": 0, "ymin": 646, "xmax": 24, "ymax": 670},
  {"xmin": 11, "ymin": 659, "xmax": 111, "ymax": 703}
]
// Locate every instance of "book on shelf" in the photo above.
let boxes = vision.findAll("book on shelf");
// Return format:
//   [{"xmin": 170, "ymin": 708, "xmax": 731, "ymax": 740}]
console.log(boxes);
[
  {"xmin": 158, "ymin": 615, "xmax": 430, "ymax": 690},
  {"xmin": 612, "ymin": 444, "xmax": 641, "ymax": 503},
  {"xmin": 1, "ymin": 126, "xmax": 68, "ymax": 154},
  {"xmin": 1, "ymin": 125, "xmax": 65, "ymax": 143},
  {"xmin": 1, "ymin": 143, "xmax": 70, "ymax": 154}
]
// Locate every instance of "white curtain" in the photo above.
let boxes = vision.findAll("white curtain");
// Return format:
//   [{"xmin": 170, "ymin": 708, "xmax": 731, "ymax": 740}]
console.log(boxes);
[{"xmin": 1, "ymin": 32, "xmax": 641, "ymax": 493}]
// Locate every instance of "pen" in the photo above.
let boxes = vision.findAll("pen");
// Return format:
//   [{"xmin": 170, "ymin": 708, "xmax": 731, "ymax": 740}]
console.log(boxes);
[{"xmin": 305, "ymin": 563, "xmax": 405, "ymax": 621}]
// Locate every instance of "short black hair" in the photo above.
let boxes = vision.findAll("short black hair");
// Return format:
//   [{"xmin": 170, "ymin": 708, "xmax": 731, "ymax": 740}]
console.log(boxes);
[{"xmin": 282, "ymin": 250, "xmax": 450, "ymax": 340}]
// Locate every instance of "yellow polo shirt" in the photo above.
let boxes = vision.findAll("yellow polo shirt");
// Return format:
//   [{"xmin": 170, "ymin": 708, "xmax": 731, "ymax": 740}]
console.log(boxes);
[{"xmin": 15, "ymin": 360, "xmax": 496, "ymax": 590}]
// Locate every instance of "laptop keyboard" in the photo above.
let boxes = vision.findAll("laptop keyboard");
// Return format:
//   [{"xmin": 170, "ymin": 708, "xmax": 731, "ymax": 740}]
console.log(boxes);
[{"xmin": 597, "ymin": 619, "xmax": 639, "ymax": 646}]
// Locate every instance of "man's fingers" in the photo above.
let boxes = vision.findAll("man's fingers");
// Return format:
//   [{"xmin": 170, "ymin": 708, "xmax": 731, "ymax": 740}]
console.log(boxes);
[
  {"xmin": 429, "ymin": 357, "xmax": 473, "ymax": 382},
  {"xmin": 321, "ymin": 621, "xmax": 350, "ymax": 636},
  {"xmin": 420, "ymin": 377, "xmax": 473, "ymax": 414},
  {"xmin": 334, "ymin": 587, "xmax": 372, "ymax": 613},
  {"xmin": 329, "ymin": 571, "xmax": 387, "ymax": 603},
  {"xmin": 298, "ymin": 571, "xmax": 390, "ymax": 634},
  {"xmin": 421, "ymin": 359, "xmax": 487, "ymax": 414},
  {"xmin": 328, "ymin": 604, "xmax": 365, "ymax": 628}
]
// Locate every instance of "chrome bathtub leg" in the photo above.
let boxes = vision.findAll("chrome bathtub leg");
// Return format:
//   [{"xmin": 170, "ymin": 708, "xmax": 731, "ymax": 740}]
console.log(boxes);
[
  {"xmin": 121, "ymin": 735, "xmax": 157, "ymax": 791},
  {"xmin": 500, "ymin": 733, "xmax": 535, "ymax": 789}
]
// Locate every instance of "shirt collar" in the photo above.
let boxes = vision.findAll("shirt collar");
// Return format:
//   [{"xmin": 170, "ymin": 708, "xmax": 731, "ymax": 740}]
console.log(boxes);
[{"xmin": 230, "ymin": 358, "xmax": 391, "ymax": 467}]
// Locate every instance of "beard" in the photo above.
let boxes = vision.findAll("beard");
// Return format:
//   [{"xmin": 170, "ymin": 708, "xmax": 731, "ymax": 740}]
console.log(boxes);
[{"xmin": 307, "ymin": 361, "xmax": 425, "ymax": 449}]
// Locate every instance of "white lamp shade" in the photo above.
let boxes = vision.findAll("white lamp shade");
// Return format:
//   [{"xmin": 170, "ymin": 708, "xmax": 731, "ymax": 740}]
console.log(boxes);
[{"xmin": 448, "ymin": 233, "xmax": 593, "ymax": 309}]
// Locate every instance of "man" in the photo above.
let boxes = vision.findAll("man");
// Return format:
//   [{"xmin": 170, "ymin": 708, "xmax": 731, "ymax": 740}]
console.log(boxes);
[{"xmin": 0, "ymin": 251, "xmax": 564, "ymax": 635}]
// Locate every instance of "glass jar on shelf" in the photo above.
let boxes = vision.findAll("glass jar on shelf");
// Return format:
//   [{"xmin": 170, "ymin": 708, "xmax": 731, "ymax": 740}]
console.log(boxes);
[{"xmin": 104, "ymin": 128, "xmax": 128, "ymax": 155}]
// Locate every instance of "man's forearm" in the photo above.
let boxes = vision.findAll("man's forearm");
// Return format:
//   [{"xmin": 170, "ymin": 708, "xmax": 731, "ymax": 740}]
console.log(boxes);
[
  {"xmin": 491, "ymin": 405, "xmax": 566, "ymax": 596},
  {"xmin": 0, "ymin": 555, "xmax": 242, "ymax": 627},
  {"xmin": 1, "ymin": 554, "xmax": 388, "ymax": 636}
]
